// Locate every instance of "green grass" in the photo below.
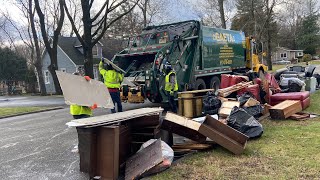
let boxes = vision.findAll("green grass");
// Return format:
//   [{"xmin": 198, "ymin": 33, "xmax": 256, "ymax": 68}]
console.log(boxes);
[
  {"xmin": 153, "ymin": 91, "xmax": 320, "ymax": 179},
  {"xmin": 0, "ymin": 107, "xmax": 50, "ymax": 117},
  {"xmin": 270, "ymin": 60, "xmax": 320, "ymax": 72}
]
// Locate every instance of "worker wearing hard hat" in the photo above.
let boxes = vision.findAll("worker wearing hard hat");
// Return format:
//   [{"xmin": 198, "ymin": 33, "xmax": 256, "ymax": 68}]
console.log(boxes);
[
  {"xmin": 164, "ymin": 62, "xmax": 178, "ymax": 113},
  {"xmin": 99, "ymin": 59, "xmax": 124, "ymax": 113}
]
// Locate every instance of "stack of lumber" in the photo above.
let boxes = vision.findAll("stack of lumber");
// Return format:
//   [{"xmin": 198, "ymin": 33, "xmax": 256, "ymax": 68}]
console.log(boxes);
[
  {"xmin": 217, "ymin": 81, "xmax": 253, "ymax": 97},
  {"xmin": 269, "ymin": 100, "xmax": 302, "ymax": 119}
]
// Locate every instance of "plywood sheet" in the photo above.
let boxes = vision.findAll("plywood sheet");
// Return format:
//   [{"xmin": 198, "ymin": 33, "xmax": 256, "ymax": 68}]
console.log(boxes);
[
  {"xmin": 66, "ymin": 107, "xmax": 163, "ymax": 127},
  {"xmin": 56, "ymin": 71, "xmax": 114, "ymax": 109}
]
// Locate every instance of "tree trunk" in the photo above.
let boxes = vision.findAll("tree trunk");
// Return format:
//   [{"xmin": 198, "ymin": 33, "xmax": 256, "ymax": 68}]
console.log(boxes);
[
  {"xmin": 218, "ymin": 0, "xmax": 226, "ymax": 29},
  {"xmin": 35, "ymin": 65, "xmax": 47, "ymax": 96},
  {"xmin": 48, "ymin": 48, "xmax": 62, "ymax": 95},
  {"xmin": 81, "ymin": 0, "xmax": 94, "ymax": 78},
  {"xmin": 83, "ymin": 45, "xmax": 94, "ymax": 78},
  {"xmin": 143, "ymin": 1, "xmax": 147, "ymax": 27},
  {"xmin": 266, "ymin": 19, "xmax": 272, "ymax": 70}
]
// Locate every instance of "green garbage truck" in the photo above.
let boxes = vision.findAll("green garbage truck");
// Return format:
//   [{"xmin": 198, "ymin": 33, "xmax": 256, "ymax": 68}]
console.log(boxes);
[{"xmin": 111, "ymin": 20, "xmax": 267, "ymax": 103}]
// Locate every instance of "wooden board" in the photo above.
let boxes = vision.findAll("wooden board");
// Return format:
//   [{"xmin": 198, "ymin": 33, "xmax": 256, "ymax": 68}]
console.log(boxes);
[
  {"xmin": 269, "ymin": 100, "xmax": 302, "ymax": 119},
  {"xmin": 243, "ymin": 98, "xmax": 260, "ymax": 107},
  {"xmin": 178, "ymin": 89, "xmax": 216, "ymax": 94},
  {"xmin": 103, "ymin": 58, "xmax": 126, "ymax": 73},
  {"xmin": 96, "ymin": 126, "xmax": 119, "ymax": 179},
  {"xmin": 218, "ymin": 101, "xmax": 240, "ymax": 117},
  {"xmin": 66, "ymin": 108, "xmax": 163, "ymax": 127},
  {"xmin": 56, "ymin": 71, "xmax": 114, "ymax": 109},
  {"xmin": 125, "ymin": 139, "xmax": 163, "ymax": 180},
  {"xmin": 164, "ymin": 112, "xmax": 248, "ymax": 154},
  {"xmin": 172, "ymin": 143, "xmax": 212, "ymax": 150}
]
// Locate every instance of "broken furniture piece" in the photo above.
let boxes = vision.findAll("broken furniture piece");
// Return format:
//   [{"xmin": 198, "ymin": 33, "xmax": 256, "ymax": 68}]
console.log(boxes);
[
  {"xmin": 68, "ymin": 108, "xmax": 163, "ymax": 179},
  {"xmin": 178, "ymin": 89, "xmax": 216, "ymax": 118},
  {"xmin": 269, "ymin": 100, "xmax": 302, "ymax": 119},
  {"xmin": 163, "ymin": 112, "xmax": 248, "ymax": 154}
]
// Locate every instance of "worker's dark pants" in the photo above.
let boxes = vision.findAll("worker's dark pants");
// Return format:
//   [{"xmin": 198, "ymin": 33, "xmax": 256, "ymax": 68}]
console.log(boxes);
[
  {"xmin": 110, "ymin": 91, "xmax": 123, "ymax": 113},
  {"xmin": 167, "ymin": 93, "xmax": 177, "ymax": 113},
  {"xmin": 73, "ymin": 114, "xmax": 90, "ymax": 119}
]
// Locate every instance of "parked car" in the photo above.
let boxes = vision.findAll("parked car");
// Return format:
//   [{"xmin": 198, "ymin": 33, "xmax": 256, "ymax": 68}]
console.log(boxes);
[{"xmin": 273, "ymin": 60, "xmax": 291, "ymax": 65}]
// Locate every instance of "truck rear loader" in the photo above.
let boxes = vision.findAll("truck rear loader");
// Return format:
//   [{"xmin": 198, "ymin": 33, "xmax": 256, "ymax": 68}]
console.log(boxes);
[{"xmin": 110, "ymin": 20, "xmax": 267, "ymax": 103}]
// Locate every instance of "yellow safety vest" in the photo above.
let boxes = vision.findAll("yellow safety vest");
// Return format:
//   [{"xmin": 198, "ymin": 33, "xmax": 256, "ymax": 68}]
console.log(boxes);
[
  {"xmin": 165, "ymin": 71, "xmax": 178, "ymax": 92},
  {"xmin": 99, "ymin": 61, "xmax": 123, "ymax": 88},
  {"xmin": 70, "ymin": 105, "xmax": 92, "ymax": 116}
]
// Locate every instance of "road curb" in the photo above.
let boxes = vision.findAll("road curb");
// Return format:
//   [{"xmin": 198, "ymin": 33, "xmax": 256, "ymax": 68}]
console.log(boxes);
[{"xmin": 0, "ymin": 106, "xmax": 65, "ymax": 119}]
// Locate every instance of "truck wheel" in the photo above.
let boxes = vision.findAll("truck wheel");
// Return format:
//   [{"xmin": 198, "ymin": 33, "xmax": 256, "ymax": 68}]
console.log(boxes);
[
  {"xmin": 195, "ymin": 78, "xmax": 206, "ymax": 90},
  {"xmin": 209, "ymin": 76, "xmax": 220, "ymax": 92}
]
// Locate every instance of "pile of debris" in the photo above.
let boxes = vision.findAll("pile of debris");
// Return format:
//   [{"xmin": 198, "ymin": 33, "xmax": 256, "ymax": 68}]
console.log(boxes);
[{"xmin": 59, "ymin": 71, "xmax": 316, "ymax": 180}]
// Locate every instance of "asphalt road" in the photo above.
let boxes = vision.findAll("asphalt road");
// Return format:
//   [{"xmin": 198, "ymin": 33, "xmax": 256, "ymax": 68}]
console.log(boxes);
[
  {"xmin": 0, "ymin": 96, "xmax": 66, "ymax": 107},
  {"xmin": 0, "ymin": 101, "xmax": 162, "ymax": 180}
]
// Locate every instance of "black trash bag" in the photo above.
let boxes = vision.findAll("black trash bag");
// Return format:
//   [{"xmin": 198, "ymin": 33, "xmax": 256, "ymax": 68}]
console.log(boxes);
[
  {"xmin": 227, "ymin": 107, "xmax": 263, "ymax": 138},
  {"xmin": 242, "ymin": 105, "xmax": 264, "ymax": 119},
  {"xmin": 237, "ymin": 92, "xmax": 255, "ymax": 106},
  {"xmin": 202, "ymin": 91, "xmax": 221, "ymax": 115},
  {"xmin": 288, "ymin": 79, "xmax": 303, "ymax": 92}
]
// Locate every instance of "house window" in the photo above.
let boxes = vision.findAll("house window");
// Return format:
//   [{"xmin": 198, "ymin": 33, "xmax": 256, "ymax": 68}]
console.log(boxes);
[
  {"xmin": 92, "ymin": 45, "xmax": 99, "ymax": 56},
  {"xmin": 44, "ymin": 70, "xmax": 50, "ymax": 84},
  {"xmin": 93, "ymin": 67, "xmax": 99, "ymax": 80},
  {"xmin": 280, "ymin": 53, "xmax": 287, "ymax": 58},
  {"xmin": 60, "ymin": 68, "xmax": 66, "ymax": 73},
  {"xmin": 298, "ymin": 52, "xmax": 303, "ymax": 56}
]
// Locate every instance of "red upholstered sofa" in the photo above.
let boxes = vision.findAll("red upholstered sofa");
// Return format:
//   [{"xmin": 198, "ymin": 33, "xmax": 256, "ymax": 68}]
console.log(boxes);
[{"xmin": 269, "ymin": 91, "xmax": 310, "ymax": 110}]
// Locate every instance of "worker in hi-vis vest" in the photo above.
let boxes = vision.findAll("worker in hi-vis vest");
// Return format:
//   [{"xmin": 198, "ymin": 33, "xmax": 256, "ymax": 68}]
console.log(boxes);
[
  {"xmin": 164, "ymin": 62, "xmax": 178, "ymax": 113},
  {"xmin": 99, "ymin": 59, "xmax": 124, "ymax": 113},
  {"xmin": 69, "ymin": 72, "xmax": 97, "ymax": 119}
]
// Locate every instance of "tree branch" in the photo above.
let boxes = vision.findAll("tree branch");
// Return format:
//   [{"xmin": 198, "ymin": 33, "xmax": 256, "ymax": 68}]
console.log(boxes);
[
  {"xmin": 64, "ymin": 1, "xmax": 85, "ymax": 45},
  {"xmin": 34, "ymin": 0, "xmax": 52, "ymax": 57},
  {"xmin": 93, "ymin": 0, "xmax": 140, "ymax": 45},
  {"xmin": 89, "ymin": 0, "xmax": 95, "ymax": 9},
  {"xmin": 91, "ymin": 0, "xmax": 109, "ymax": 22}
]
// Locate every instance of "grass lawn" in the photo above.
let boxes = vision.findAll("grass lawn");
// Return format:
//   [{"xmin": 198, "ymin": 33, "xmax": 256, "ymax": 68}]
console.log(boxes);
[
  {"xmin": 0, "ymin": 107, "xmax": 50, "ymax": 117},
  {"xmin": 153, "ymin": 91, "xmax": 320, "ymax": 179},
  {"xmin": 270, "ymin": 60, "xmax": 320, "ymax": 72}
]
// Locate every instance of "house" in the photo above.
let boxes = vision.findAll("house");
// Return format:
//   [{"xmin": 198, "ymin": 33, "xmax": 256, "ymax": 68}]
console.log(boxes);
[
  {"xmin": 272, "ymin": 47, "xmax": 304, "ymax": 62},
  {"xmin": 42, "ymin": 36, "xmax": 103, "ymax": 94}
]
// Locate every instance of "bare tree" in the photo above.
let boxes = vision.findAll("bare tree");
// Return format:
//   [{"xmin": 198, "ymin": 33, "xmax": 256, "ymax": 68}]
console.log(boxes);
[
  {"xmin": 193, "ymin": 0, "xmax": 235, "ymax": 28},
  {"xmin": 1, "ymin": 0, "xmax": 47, "ymax": 95},
  {"xmin": 137, "ymin": 0, "xmax": 166, "ymax": 27},
  {"xmin": 64, "ymin": 0, "xmax": 140, "ymax": 78},
  {"xmin": 34, "ymin": 0, "xmax": 64, "ymax": 95}
]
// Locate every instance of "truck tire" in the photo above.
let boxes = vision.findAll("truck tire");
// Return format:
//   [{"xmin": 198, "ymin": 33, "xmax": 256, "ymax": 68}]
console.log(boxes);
[
  {"xmin": 195, "ymin": 78, "xmax": 206, "ymax": 90},
  {"xmin": 209, "ymin": 76, "xmax": 220, "ymax": 91}
]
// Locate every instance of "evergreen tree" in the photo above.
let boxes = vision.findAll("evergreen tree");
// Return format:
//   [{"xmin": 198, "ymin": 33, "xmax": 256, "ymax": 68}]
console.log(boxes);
[
  {"xmin": 296, "ymin": 14, "xmax": 320, "ymax": 55},
  {"xmin": 0, "ymin": 47, "xmax": 28, "ymax": 94}
]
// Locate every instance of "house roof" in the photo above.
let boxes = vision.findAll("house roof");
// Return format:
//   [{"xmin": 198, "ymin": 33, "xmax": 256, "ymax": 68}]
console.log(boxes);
[
  {"xmin": 58, "ymin": 36, "xmax": 101, "ymax": 65},
  {"xmin": 276, "ymin": 46, "xmax": 303, "ymax": 52}
]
